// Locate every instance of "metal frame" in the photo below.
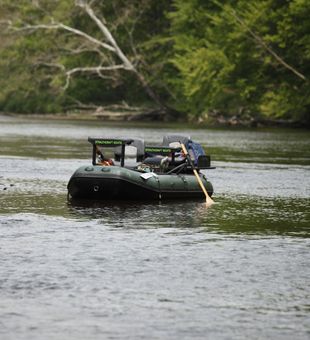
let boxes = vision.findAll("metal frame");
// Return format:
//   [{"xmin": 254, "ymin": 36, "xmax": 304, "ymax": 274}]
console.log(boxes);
[{"xmin": 88, "ymin": 137, "xmax": 133, "ymax": 167}]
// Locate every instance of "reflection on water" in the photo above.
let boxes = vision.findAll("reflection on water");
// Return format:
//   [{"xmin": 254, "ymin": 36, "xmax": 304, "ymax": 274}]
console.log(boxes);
[
  {"xmin": 0, "ymin": 116, "xmax": 309, "ymax": 340},
  {"xmin": 56, "ymin": 196, "xmax": 310, "ymax": 237},
  {"xmin": 1, "ymin": 189, "xmax": 309, "ymax": 238}
]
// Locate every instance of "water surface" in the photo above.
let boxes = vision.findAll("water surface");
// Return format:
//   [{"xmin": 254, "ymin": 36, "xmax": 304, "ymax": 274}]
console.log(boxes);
[{"xmin": 0, "ymin": 116, "xmax": 309, "ymax": 339}]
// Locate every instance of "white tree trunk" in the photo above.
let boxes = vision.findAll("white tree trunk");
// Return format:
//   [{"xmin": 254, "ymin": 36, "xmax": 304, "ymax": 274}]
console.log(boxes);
[{"xmin": 11, "ymin": 1, "xmax": 167, "ymax": 111}]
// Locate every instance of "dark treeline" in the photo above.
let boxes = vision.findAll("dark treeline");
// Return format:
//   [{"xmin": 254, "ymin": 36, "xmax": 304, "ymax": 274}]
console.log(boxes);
[{"xmin": 0, "ymin": 0, "xmax": 309, "ymax": 124}]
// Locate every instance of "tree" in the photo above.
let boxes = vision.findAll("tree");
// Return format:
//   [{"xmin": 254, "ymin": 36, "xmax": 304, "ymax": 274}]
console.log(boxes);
[
  {"xmin": 0, "ymin": 0, "xmax": 172, "ymax": 114},
  {"xmin": 165, "ymin": 0, "xmax": 310, "ymax": 122},
  {"xmin": 1, "ymin": 0, "xmax": 309, "ymax": 123}
]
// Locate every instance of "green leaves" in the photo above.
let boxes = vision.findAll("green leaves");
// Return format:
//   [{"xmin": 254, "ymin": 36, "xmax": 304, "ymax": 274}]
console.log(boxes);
[
  {"xmin": 0, "ymin": 0, "xmax": 309, "ymax": 122},
  {"xmin": 166, "ymin": 0, "xmax": 310, "ymax": 121},
  {"xmin": 171, "ymin": 47, "xmax": 235, "ymax": 114}
]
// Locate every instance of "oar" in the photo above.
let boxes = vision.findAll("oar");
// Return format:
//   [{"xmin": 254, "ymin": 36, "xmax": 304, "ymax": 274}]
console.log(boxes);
[{"xmin": 180, "ymin": 143, "xmax": 214, "ymax": 206}]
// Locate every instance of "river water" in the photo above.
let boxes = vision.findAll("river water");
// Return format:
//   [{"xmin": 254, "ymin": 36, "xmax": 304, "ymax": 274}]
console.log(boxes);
[{"xmin": 0, "ymin": 115, "xmax": 309, "ymax": 340}]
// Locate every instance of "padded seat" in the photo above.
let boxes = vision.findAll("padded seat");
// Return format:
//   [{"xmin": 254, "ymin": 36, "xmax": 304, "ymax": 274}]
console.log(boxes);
[
  {"xmin": 114, "ymin": 138, "xmax": 145, "ymax": 162},
  {"xmin": 162, "ymin": 134, "xmax": 191, "ymax": 146}
]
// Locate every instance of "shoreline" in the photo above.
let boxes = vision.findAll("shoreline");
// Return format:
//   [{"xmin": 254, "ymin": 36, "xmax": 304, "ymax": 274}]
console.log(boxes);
[{"xmin": 1, "ymin": 111, "xmax": 309, "ymax": 129}]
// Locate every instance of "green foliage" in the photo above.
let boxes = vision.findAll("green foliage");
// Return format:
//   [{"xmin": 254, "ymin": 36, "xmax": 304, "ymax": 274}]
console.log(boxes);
[
  {"xmin": 0, "ymin": 0, "xmax": 309, "ymax": 123},
  {"xmin": 166, "ymin": 0, "xmax": 310, "ymax": 121},
  {"xmin": 0, "ymin": 0, "xmax": 172, "ymax": 113}
]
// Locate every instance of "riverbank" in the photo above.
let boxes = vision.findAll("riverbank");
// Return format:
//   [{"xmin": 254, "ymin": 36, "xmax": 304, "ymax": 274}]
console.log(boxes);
[{"xmin": 1, "ymin": 110, "xmax": 309, "ymax": 129}]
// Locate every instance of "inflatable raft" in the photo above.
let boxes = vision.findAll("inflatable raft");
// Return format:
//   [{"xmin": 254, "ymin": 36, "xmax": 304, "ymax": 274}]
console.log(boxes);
[{"xmin": 67, "ymin": 135, "xmax": 214, "ymax": 201}]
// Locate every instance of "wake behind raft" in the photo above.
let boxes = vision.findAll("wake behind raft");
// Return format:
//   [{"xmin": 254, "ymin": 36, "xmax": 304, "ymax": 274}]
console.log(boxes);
[{"xmin": 67, "ymin": 135, "xmax": 215, "ymax": 201}]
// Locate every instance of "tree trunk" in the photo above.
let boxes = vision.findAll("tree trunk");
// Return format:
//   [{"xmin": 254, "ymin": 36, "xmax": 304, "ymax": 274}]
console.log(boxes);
[{"xmin": 80, "ymin": 2, "xmax": 170, "ymax": 114}]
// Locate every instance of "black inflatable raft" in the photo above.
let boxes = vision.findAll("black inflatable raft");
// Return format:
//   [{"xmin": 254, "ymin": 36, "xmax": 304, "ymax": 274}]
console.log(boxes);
[{"xmin": 67, "ymin": 136, "xmax": 214, "ymax": 201}]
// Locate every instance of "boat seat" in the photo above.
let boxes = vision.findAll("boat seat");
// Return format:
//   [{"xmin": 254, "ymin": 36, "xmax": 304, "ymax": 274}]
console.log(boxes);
[
  {"xmin": 142, "ymin": 155, "xmax": 170, "ymax": 172},
  {"xmin": 143, "ymin": 156, "xmax": 165, "ymax": 166},
  {"xmin": 162, "ymin": 134, "xmax": 191, "ymax": 146},
  {"xmin": 114, "ymin": 138, "xmax": 145, "ymax": 162}
]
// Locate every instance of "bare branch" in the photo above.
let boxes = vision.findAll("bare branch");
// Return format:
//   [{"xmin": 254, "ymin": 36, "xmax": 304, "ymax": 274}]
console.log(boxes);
[
  {"xmin": 229, "ymin": 8, "xmax": 307, "ymax": 81},
  {"xmin": 64, "ymin": 64, "xmax": 127, "ymax": 89},
  {"xmin": 65, "ymin": 97, "xmax": 99, "ymax": 111},
  {"xmin": 78, "ymin": 2, "xmax": 135, "ymax": 71},
  {"xmin": 115, "ymin": 4, "xmax": 145, "ymax": 57},
  {"xmin": 7, "ymin": 1, "xmax": 168, "ymax": 111},
  {"xmin": 66, "ymin": 64, "xmax": 128, "ymax": 75},
  {"xmin": 0, "ymin": 19, "xmax": 12, "ymax": 26},
  {"xmin": 12, "ymin": 22, "xmax": 116, "ymax": 53},
  {"xmin": 76, "ymin": 2, "xmax": 165, "ymax": 108},
  {"xmin": 35, "ymin": 62, "xmax": 66, "ymax": 71},
  {"xmin": 62, "ymin": 45, "xmax": 106, "ymax": 58}
]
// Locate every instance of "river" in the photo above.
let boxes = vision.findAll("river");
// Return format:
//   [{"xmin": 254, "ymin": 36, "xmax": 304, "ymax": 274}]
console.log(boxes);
[{"xmin": 0, "ymin": 115, "xmax": 309, "ymax": 340}]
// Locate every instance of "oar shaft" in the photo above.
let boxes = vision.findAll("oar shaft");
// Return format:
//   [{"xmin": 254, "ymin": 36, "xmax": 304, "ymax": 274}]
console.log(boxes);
[
  {"xmin": 193, "ymin": 168, "xmax": 209, "ymax": 198},
  {"xmin": 180, "ymin": 143, "xmax": 214, "ymax": 205}
]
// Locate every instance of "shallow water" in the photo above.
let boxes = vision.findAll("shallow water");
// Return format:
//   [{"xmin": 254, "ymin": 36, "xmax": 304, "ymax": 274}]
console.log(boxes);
[{"xmin": 0, "ymin": 116, "xmax": 309, "ymax": 339}]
